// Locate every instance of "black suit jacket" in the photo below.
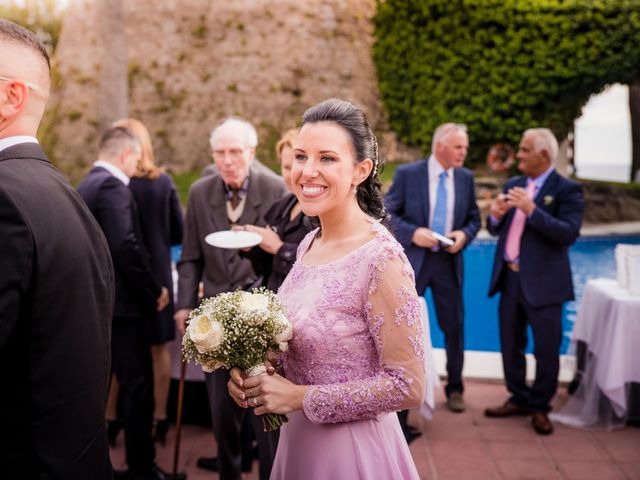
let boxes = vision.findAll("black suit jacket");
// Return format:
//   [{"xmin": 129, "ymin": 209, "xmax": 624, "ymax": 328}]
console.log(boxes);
[
  {"xmin": 385, "ymin": 158, "xmax": 481, "ymax": 285},
  {"xmin": 0, "ymin": 143, "xmax": 113, "ymax": 478},
  {"xmin": 78, "ymin": 166, "xmax": 162, "ymax": 318},
  {"xmin": 129, "ymin": 173, "xmax": 184, "ymax": 341},
  {"xmin": 488, "ymin": 170, "xmax": 584, "ymax": 307}
]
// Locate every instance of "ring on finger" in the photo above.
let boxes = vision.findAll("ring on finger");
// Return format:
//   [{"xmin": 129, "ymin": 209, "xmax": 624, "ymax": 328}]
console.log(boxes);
[{"xmin": 252, "ymin": 397, "xmax": 259, "ymax": 407}]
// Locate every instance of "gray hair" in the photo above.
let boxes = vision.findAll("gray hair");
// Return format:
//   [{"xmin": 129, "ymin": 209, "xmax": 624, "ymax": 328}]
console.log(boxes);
[
  {"xmin": 209, "ymin": 117, "xmax": 258, "ymax": 149},
  {"xmin": 431, "ymin": 123, "xmax": 467, "ymax": 153},
  {"xmin": 523, "ymin": 128, "xmax": 559, "ymax": 162},
  {"xmin": 98, "ymin": 126, "xmax": 141, "ymax": 160}
]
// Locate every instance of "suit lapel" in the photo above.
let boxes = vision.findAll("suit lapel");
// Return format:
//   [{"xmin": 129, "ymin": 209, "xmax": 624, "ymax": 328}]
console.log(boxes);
[
  {"xmin": 207, "ymin": 176, "xmax": 232, "ymax": 277},
  {"xmin": 417, "ymin": 160, "xmax": 430, "ymax": 226},
  {"xmin": 533, "ymin": 170, "xmax": 558, "ymax": 206},
  {"xmin": 238, "ymin": 172, "xmax": 261, "ymax": 227},
  {"xmin": 452, "ymin": 169, "xmax": 464, "ymax": 229},
  {"xmin": 208, "ymin": 176, "xmax": 230, "ymax": 232}
]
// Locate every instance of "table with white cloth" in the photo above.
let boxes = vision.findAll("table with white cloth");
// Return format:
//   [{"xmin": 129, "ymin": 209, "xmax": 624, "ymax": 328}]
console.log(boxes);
[
  {"xmin": 551, "ymin": 278, "xmax": 640, "ymax": 430},
  {"xmin": 418, "ymin": 297, "xmax": 440, "ymax": 420}
]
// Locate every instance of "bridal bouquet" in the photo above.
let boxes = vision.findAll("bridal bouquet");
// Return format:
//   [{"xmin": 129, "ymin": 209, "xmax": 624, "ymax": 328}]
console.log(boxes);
[{"xmin": 182, "ymin": 288, "xmax": 292, "ymax": 431}]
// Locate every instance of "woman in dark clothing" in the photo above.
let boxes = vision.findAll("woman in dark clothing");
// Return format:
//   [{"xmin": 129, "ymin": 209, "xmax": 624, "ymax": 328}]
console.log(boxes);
[
  {"xmin": 241, "ymin": 129, "xmax": 314, "ymax": 292},
  {"xmin": 108, "ymin": 118, "xmax": 184, "ymax": 445}
]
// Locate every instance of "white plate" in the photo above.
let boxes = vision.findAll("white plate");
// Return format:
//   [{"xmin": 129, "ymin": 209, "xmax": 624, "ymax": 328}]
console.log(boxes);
[{"xmin": 204, "ymin": 230, "xmax": 262, "ymax": 249}]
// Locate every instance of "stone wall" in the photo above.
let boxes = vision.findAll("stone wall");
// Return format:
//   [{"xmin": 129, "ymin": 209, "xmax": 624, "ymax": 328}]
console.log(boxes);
[{"xmin": 50, "ymin": 0, "xmax": 419, "ymax": 181}]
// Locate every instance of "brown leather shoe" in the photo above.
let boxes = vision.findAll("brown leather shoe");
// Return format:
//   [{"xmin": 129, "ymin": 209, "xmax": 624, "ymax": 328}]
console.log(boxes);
[
  {"xmin": 531, "ymin": 412, "xmax": 554, "ymax": 435},
  {"xmin": 484, "ymin": 401, "xmax": 530, "ymax": 417},
  {"xmin": 446, "ymin": 392, "xmax": 465, "ymax": 413}
]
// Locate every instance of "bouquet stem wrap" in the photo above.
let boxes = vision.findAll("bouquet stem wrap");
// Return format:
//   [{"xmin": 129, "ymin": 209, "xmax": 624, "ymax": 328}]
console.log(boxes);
[{"xmin": 247, "ymin": 364, "xmax": 288, "ymax": 432}]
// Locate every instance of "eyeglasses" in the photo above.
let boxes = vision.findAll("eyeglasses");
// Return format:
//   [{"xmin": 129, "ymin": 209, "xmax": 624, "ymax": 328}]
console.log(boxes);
[
  {"xmin": 212, "ymin": 147, "xmax": 249, "ymax": 160},
  {"xmin": 0, "ymin": 75, "xmax": 39, "ymax": 91}
]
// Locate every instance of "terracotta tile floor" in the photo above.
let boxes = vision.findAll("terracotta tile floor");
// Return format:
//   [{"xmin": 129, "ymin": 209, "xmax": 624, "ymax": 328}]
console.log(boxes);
[{"xmin": 110, "ymin": 380, "xmax": 640, "ymax": 479}]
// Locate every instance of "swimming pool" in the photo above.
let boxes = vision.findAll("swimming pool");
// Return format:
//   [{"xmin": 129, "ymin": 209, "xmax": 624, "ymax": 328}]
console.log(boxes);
[
  {"xmin": 172, "ymin": 234, "xmax": 640, "ymax": 356},
  {"xmin": 425, "ymin": 234, "xmax": 640, "ymax": 355}
]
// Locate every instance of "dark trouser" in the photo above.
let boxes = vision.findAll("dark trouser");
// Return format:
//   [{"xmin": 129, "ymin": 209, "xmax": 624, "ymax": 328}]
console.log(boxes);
[
  {"xmin": 416, "ymin": 250, "xmax": 464, "ymax": 396},
  {"xmin": 205, "ymin": 370, "xmax": 279, "ymax": 480},
  {"xmin": 498, "ymin": 269, "xmax": 563, "ymax": 413},
  {"xmin": 111, "ymin": 318, "xmax": 155, "ymax": 474}
]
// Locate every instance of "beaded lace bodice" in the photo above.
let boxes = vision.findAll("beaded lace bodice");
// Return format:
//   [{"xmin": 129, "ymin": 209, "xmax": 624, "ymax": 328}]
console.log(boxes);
[{"xmin": 278, "ymin": 221, "xmax": 425, "ymax": 424}]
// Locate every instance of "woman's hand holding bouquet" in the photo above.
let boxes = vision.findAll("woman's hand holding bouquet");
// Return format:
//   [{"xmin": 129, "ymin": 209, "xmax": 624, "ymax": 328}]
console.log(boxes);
[{"xmin": 182, "ymin": 288, "xmax": 293, "ymax": 431}]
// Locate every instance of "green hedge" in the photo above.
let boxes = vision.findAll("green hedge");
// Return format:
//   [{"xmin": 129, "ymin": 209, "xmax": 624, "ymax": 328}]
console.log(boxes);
[{"xmin": 374, "ymin": 0, "xmax": 640, "ymax": 164}]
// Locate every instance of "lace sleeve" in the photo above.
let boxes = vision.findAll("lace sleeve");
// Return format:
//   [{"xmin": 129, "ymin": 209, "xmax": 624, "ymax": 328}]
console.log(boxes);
[{"xmin": 302, "ymin": 245, "xmax": 425, "ymax": 424}]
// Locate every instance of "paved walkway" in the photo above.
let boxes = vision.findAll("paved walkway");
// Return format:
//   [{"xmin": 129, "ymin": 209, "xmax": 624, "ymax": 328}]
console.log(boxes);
[{"xmin": 110, "ymin": 380, "xmax": 640, "ymax": 479}]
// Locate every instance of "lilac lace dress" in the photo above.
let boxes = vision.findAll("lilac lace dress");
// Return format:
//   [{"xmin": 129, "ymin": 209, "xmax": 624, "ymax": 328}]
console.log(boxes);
[{"xmin": 270, "ymin": 221, "xmax": 425, "ymax": 480}]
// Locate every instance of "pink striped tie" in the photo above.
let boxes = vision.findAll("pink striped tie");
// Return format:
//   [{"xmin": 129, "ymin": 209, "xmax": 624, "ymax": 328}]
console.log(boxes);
[{"xmin": 505, "ymin": 181, "xmax": 536, "ymax": 261}]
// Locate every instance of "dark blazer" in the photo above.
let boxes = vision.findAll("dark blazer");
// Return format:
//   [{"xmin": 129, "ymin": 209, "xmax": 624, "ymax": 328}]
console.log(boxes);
[
  {"xmin": 241, "ymin": 193, "xmax": 314, "ymax": 292},
  {"xmin": 488, "ymin": 170, "xmax": 584, "ymax": 307},
  {"xmin": 177, "ymin": 170, "xmax": 287, "ymax": 309},
  {"xmin": 78, "ymin": 166, "xmax": 162, "ymax": 318},
  {"xmin": 0, "ymin": 143, "xmax": 113, "ymax": 478},
  {"xmin": 129, "ymin": 173, "xmax": 184, "ymax": 343},
  {"xmin": 385, "ymin": 158, "xmax": 481, "ymax": 285}
]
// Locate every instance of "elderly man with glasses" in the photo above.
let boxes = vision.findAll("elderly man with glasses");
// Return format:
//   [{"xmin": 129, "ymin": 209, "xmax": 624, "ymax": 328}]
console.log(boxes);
[
  {"xmin": 174, "ymin": 118, "xmax": 287, "ymax": 480},
  {"xmin": 385, "ymin": 123, "xmax": 481, "ymax": 424}
]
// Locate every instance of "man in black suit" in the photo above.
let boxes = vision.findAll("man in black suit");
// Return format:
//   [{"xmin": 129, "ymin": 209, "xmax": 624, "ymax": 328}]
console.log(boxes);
[
  {"xmin": 174, "ymin": 118, "xmax": 287, "ymax": 480},
  {"xmin": 0, "ymin": 19, "xmax": 113, "ymax": 479},
  {"xmin": 77, "ymin": 127, "xmax": 178, "ymax": 480},
  {"xmin": 385, "ymin": 123, "xmax": 481, "ymax": 417},
  {"xmin": 484, "ymin": 128, "xmax": 584, "ymax": 435}
]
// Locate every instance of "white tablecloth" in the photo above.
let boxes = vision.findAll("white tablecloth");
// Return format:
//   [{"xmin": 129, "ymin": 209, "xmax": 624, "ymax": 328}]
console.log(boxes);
[
  {"xmin": 551, "ymin": 278, "xmax": 640, "ymax": 429},
  {"xmin": 419, "ymin": 297, "xmax": 439, "ymax": 420}
]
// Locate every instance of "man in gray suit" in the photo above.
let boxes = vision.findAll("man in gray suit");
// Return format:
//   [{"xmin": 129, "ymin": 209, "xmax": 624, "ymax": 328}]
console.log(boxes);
[{"xmin": 174, "ymin": 118, "xmax": 287, "ymax": 480}]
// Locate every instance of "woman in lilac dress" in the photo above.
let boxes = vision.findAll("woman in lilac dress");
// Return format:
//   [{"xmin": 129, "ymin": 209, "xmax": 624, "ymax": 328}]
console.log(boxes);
[{"xmin": 228, "ymin": 99, "xmax": 425, "ymax": 479}]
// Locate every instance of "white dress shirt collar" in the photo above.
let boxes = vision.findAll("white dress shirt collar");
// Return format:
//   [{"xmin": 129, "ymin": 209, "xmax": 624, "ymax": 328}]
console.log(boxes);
[
  {"xmin": 0, "ymin": 135, "xmax": 39, "ymax": 153},
  {"xmin": 429, "ymin": 154, "xmax": 453, "ymax": 179},
  {"xmin": 94, "ymin": 160, "xmax": 130, "ymax": 186}
]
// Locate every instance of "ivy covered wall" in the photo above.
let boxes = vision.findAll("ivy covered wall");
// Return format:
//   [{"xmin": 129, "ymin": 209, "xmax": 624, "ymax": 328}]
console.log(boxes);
[{"xmin": 373, "ymin": 0, "xmax": 640, "ymax": 164}]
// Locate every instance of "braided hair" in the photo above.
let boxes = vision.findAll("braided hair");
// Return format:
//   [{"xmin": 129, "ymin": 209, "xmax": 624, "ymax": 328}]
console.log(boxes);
[{"xmin": 301, "ymin": 98, "xmax": 386, "ymax": 221}]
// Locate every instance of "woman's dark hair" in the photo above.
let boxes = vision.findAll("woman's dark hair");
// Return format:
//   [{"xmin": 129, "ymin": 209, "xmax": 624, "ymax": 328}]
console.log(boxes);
[{"xmin": 301, "ymin": 98, "xmax": 386, "ymax": 221}]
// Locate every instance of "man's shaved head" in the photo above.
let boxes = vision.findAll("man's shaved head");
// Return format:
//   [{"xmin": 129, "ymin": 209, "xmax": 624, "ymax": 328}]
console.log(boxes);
[{"xmin": 0, "ymin": 19, "xmax": 52, "ymax": 136}]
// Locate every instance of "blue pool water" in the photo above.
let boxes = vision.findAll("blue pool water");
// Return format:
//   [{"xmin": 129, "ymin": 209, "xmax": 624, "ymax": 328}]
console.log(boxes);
[
  {"xmin": 172, "ymin": 235, "xmax": 640, "ymax": 355},
  {"xmin": 425, "ymin": 235, "xmax": 640, "ymax": 354}
]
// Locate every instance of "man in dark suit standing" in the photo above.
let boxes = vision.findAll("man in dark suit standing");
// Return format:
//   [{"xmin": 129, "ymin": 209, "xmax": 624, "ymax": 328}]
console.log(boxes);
[
  {"xmin": 174, "ymin": 118, "xmax": 287, "ymax": 480},
  {"xmin": 0, "ymin": 19, "xmax": 113, "ymax": 479},
  {"xmin": 386, "ymin": 123, "xmax": 480, "ymax": 418},
  {"xmin": 77, "ymin": 127, "xmax": 177, "ymax": 480},
  {"xmin": 484, "ymin": 128, "xmax": 584, "ymax": 435}
]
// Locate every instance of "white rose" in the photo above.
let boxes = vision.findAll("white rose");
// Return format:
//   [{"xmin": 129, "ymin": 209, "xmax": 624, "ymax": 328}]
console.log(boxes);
[
  {"xmin": 187, "ymin": 314, "xmax": 224, "ymax": 354},
  {"xmin": 239, "ymin": 293, "xmax": 271, "ymax": 323}
]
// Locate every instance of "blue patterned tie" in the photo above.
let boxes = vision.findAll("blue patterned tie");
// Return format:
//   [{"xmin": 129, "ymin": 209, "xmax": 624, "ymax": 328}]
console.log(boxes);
[{"xmin": 431, "ymin": 171, "xmax": 448, "ymax": 234}]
